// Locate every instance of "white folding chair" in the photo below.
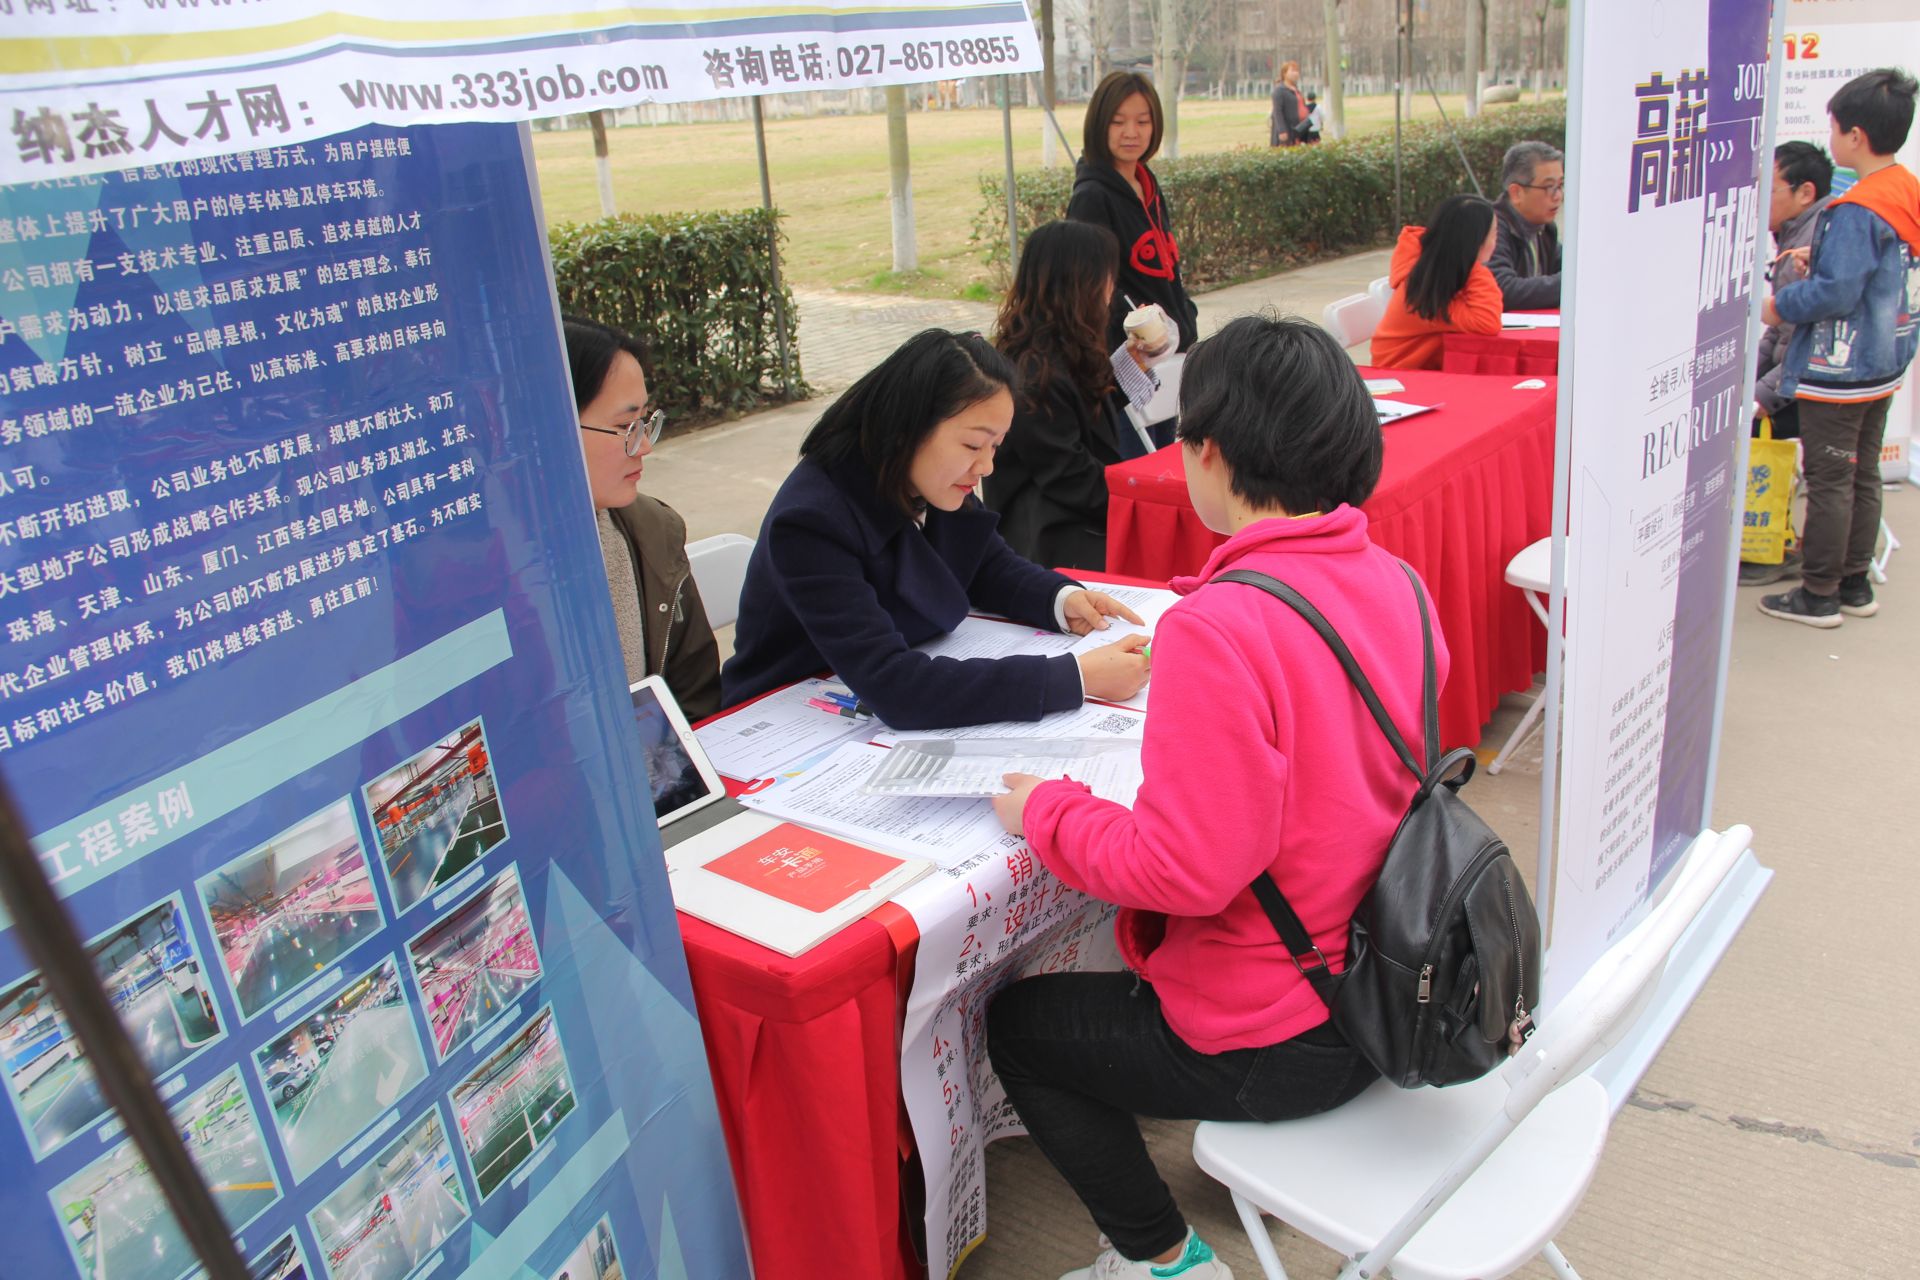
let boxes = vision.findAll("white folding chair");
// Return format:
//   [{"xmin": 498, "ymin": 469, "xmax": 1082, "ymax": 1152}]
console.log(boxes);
[
  {"xmin": 1487, "ymin": 536, "xmax": 1556, "ymax": 775},
  {"xmin": 1322, "ymin": 293, "xmax": 1388, "ymax": 350},
  {"xmin": 1871, "ymin": 518, "xmax": 1898, "ymax": 584},
  {"xmin": 1193, "ymin": 826, "xmax": 1754, "ymax": 1280},
  {"xmin": 685, "ymin": 533, "xmax": 755, "ymax": 629},
  {"xmin": 1366, "ymin": 275, "xmax": 1393, "ymax": 307}
]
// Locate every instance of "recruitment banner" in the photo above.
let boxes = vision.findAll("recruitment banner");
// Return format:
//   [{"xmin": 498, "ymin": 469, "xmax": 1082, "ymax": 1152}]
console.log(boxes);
[
  {"xmin": 1778, "ymin": 0, "xmax": 1920, "ymax": 480},
  {"xmin": 1546, "ymin": 0, "xmax": 1780, "ymax": 1003},
  {"xmin": 0, "ymin": 124, "xmax": 749, "ymax": 1280},
  {"xmin": 0, "ymin": 0, "xmax": 1043, "ymax": 183}
]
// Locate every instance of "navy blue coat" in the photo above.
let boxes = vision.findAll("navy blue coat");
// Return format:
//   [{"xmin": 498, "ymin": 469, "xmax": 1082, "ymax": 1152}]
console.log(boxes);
[{"xmin": 721, "ymin": 457, "xmax": 1085, "ymax": 730}]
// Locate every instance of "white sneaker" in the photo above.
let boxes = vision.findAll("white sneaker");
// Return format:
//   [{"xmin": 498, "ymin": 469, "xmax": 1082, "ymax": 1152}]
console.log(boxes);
[{"xmin": 1058, "ymin": 1230, "xmax": 1234, "ymax": 1280}]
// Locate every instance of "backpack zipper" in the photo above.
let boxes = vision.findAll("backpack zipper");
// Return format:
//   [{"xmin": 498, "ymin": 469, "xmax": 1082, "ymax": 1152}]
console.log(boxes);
[
  {"xmin": 1409, "ymin": 839, "xmax": 1506, "ymax": 1039},
  {"xmin": 1504, "ymin": 872, "xmax": 1535, "ymax": 1045}
]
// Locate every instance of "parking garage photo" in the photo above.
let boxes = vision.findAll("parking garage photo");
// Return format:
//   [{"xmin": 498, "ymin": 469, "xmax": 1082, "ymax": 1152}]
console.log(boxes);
[
  {"xmin": 1, "ymin": 894, "xmax": 224, "ymax": 1157},
  {"xmin": 452, "ymin": 1005, "xmax": 577, "ymax": 1199},
  {"xmin": 255, "ymin": 956, "xmax": 428, "ymax": 1182},
  {"xmin": 365, "ymin": 721, "xmax": 509, "ymax": 915},
  {"xmin": 310, "ymin": 1106, "xmax": 469, "ymax": 1280},
  {"xmin": 550, "ymin": 1215, "xmax": 623, "ymax": 1280},
  {"xmin": 199, "ymin": 800, "xmax": 384, "ymax": 1021},
  {"xmin": 51, "ymin": 1066, "xmax": 278, "ymax": 1280},
  {"xmin": 407, "ymin": 865, "xmax": 541, "ymax": 1060}
]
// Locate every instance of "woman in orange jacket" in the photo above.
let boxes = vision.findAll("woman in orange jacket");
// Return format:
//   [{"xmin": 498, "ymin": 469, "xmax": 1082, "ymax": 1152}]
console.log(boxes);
[{"xmin": 1370, "ymin": 193, "xmax": 1504, "ymax": 370}]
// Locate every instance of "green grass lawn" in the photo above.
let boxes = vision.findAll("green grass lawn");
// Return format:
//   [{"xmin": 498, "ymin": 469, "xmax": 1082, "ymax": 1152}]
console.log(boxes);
[{"xmin": 530, "ymin": 91, "xmax": 1552, "ymax": 299}]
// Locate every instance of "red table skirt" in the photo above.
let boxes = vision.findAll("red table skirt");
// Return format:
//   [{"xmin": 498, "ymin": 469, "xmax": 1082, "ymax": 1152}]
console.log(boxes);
[
  {"xmin": 1441, "ymin": 325, "xmax": 1560, "ymax": 376},
  {"xmin": 680, "ymin": 909, "xmax": 922, "ymax": 1280},
  {"xmin": 1105, "ymin": 368, "xmax": 1555, "ymax": 749}
]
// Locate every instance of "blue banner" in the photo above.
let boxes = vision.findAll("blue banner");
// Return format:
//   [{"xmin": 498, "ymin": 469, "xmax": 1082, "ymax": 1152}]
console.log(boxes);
[{"xmin": 0, "ymin": 123, "xmax": 747, "ymax": 1280}]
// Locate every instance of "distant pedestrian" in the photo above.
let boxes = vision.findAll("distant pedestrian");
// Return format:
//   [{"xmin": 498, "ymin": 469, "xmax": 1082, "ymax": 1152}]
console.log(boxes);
[{"xmin": 1270, "ymin": 61, "xmax": 1311, "ymax": 147}]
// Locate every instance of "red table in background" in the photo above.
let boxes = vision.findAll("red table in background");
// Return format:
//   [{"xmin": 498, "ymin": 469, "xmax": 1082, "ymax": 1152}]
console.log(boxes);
[
  {"xmin": 1105, "ymin": 368, "xmax": 1555, "ymax": 749},
  {"xmin": 1441, "ymin": 315, "xmax": 1561, "ymax": 376}
]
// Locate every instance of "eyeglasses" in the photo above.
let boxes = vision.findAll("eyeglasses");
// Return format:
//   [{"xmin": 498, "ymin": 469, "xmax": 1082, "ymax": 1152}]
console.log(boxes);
[
  {"xmin": 580, "ymin": 407, "xmax": 665, "ymax": 457},
  {"xmin": 1518, "ymin": 181, "xmax": 1566, "ymax": 197}
]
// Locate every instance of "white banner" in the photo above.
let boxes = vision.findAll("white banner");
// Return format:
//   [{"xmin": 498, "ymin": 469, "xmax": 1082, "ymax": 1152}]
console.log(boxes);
[
  {"xmin": 1779, "ymin": 0, "xmax": 1920, "ymax": 478},
  {"xmin": 0, "ymin": 0, "xmax": 1042, "ymax": 183},
  {"xmin": 1545, "ymin": 0, "xmax": 1780, "ymax": 1005}
]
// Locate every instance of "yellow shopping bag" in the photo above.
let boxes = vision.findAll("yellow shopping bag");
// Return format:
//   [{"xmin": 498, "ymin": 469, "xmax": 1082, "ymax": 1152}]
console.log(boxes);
[{"xmin": 1742, "ymin": 415, "xmax": 1796, "ymax": 565}]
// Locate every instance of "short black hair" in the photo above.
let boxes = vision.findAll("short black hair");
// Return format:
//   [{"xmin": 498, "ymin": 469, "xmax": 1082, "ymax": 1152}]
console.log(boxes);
[
  {"xmin": 1175, "ymin": 314, "xmax": 1382, "ymax": 515},
  {"xmin": 561, "ymin": 315, "xmax": 651, "ymax": 416},
  {"xmin": 1774, "ymin": 140, "xmax": 1833, "ymax": 202},
  {"xmin": 1083, "ymin": 71, "xmax": 1164, "ymax": 167},
  {"xmin": 1405, "ymin": 194, "xmax": 1497, "ymax": 323},
  {"xmin": 1828, "ymin": 67, "xmax": 1917, "ymax": 156},
  {"xmin": 801, "ymin": 329, "xmax": 1015, "ymax": 516}
]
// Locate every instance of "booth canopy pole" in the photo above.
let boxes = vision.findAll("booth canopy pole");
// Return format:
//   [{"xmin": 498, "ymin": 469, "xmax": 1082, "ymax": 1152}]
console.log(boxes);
[
  {"xmin": 1001, "ymin": 76, "xmax": 1019, "ymax": 265},
  {"xmin": 751, "ymin": 95, "xmax": 798, "ymax": 398}
]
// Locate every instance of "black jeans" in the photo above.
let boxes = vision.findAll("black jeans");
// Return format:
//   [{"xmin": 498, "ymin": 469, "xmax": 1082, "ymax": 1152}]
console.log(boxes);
[
  {"xmin": 987, "ymin": 973, "xmax": 1378, "ymax": 1262},
  {"xmin": 1798, "ymin": 396, "xmax": 1890, "ymax": 595}
]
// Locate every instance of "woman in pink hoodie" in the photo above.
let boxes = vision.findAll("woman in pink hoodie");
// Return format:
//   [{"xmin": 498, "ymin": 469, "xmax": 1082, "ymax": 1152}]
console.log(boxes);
[{"xmin": 988, "ymin": 316, "xmax": 1449, "ymax": 1280}]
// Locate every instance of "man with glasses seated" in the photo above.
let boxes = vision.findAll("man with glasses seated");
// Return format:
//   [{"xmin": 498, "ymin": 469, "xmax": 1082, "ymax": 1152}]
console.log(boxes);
[
  {"xmin": 566, "ymin": 315, "xmax": 721, "ymax": 719},
  {"xmin": 1489, "ymin": 141, "xmax": 1565, "ymax": 310}
]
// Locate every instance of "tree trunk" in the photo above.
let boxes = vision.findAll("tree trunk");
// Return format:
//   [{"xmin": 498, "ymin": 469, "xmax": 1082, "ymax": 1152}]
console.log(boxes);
[
  {"xmin": 885, "ymin": 86, "xmax": 917, "ymax": 272},
  {"xmin": 1155, "ymin": 0, "xmax": 1184, "ymax": 159},
  {"xmin": 589, "ymin": 110, "xmax": 615, "ymax": 217},
  {"xmin": 1322, "ymin": 0, "xmax": 1345, "ymax": 140},
  {"xmin": 1535, "ymin": 6, "xmax": 1548, "ymax": 99},
  {"xmin": 1464, "ymin": 0, "xmax": 1483, "ymax": 117},
  {"xmin": 1040, "ymin": 0, "xmax": 1060, "ymax": 167}
]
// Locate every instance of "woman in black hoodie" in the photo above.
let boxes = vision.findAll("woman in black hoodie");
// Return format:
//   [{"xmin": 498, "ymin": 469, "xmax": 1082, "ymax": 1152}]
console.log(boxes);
[{"xmin": 1067, "ymin": 71, "xmax": 1200, "ymax": 355}]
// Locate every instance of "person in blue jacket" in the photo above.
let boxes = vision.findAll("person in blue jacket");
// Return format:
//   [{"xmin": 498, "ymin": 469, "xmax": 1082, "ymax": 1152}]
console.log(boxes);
[{"xmin": 721, "ymin": 329, "xmax": 1152, "ymax": 730}]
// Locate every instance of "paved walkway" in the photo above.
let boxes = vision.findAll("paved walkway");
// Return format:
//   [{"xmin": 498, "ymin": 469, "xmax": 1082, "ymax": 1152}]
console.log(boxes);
[{"xmin": 650, "ymin": 249, "xmax": 1920, "ymax": 1279}]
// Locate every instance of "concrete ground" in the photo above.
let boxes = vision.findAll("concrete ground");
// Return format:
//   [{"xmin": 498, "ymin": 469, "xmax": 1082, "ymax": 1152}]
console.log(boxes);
[{"xmin": 647, "ymin": 255, "xmax": 1918, "ymax": 1279}]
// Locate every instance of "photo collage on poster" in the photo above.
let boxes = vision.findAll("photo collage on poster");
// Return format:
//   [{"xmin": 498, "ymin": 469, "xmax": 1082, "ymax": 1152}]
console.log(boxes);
[{"xmin": 3, "ymin": 713, "xmax": 591, "ymax": 1280}]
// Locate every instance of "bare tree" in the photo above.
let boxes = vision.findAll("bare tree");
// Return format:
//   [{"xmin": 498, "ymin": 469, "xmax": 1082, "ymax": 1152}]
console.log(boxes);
[
  {"xmin": 1146, "ymin": 0, "xmax": 1229, "ymax": 157},
  {"xmin": 1322, "ymin": 0, "xmax": 1345, "ymax": 138},
  {"xmin": 588, "ymin": 110, "xmax": 615, "ymax": 217}
]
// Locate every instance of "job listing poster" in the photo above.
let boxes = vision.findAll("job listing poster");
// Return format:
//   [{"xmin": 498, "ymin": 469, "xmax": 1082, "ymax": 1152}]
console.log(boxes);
[{"xmin": 0, "ymin": 124, "xmax": 748, "ymax": 1280}]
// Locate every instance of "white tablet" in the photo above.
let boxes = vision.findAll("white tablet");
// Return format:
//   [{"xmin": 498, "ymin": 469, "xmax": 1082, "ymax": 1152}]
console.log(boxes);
[{"xmin": 629, "ymin": 676, "xmax": 728, "ymax": 830}]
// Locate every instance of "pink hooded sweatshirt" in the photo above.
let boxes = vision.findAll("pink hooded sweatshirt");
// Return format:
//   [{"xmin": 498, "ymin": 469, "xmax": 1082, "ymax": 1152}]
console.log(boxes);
[{"xmin": 1023, "ymin": 505, "xmax": 1450, "ymax": 1052}]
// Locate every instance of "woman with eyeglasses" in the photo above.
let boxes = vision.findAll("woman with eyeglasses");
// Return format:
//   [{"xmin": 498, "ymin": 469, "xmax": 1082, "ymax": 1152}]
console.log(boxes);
[
  {"xmin": 1368, "ymin": 193, "xmax": 1504, "ymax": 371},
  {"xmin": 565, "ymin": 315, "xmax": 721, "ymax": 719}
]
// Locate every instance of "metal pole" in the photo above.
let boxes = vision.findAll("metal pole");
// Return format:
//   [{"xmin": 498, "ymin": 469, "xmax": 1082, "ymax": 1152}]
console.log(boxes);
[
  {"xmin": 751, "ymin": 95, "xmax": 797, "ymax": 398},
  {"xmin": 1393, "ymin": 0, "xmax": 1404, "ymax": 229},
  {"xmin": 0, "ymin": 783, "xmax": 248, "ymax": 1280},
  {"xmin": 1001, "ymin": 76, "xmax": 1019, "ymax": 266}
]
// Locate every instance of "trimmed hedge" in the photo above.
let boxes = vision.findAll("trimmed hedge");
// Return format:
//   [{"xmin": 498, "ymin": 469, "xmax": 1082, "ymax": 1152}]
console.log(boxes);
[
  {"xmin": 976, "ymin": 100, "xmax": 1568, "ymax": 291},
  {"xmin": 549, "ymin": 208, "xmax": 806, "ymax": 421}
]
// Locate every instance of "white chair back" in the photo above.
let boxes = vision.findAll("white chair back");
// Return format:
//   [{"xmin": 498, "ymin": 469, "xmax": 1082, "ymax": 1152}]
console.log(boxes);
[
  {"xmin": 1366, "ymin": 274, "xmax": 1394, "ymax": 306},
  {"xmin": 1322, "ymin": 292, "xmax": 1387, "ymax": 349},
  {"xmin": 685, "ymin": 533, "xmax": 755, "ymax": 630}
]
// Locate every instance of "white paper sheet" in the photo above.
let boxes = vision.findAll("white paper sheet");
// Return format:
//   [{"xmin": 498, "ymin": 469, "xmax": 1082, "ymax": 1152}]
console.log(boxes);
[
  {"xmin": 871, "ymin": 701, "xmax": 1146, "ymax": 747},
  {"xmin": 692, "ymin": 678, "xmax": 876, "ymax": 781},
  {"xmin": 736, "ymin": 742, "xmax": 1012, "ymax": 869},
  {"xmin": 914, "ymin": 615, "xmax": 1081, "ymax": 661},
  {"xmin": 1500, "ymin": 312, "xmax": 1562, "ymax": 328},
  {"xmin": 865, "ymin": 738, "xmax": 1143, "ymax": 803},
  {"xmin": 1375, "ymin": 399, "xmax": 1439, "ymax": 424}
]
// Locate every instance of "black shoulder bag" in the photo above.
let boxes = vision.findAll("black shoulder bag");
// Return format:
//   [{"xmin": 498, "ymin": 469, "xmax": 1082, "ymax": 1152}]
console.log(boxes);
[{"xmin": 1213, "ymin": 564, "xmax": 1541, "ymax": 1089}]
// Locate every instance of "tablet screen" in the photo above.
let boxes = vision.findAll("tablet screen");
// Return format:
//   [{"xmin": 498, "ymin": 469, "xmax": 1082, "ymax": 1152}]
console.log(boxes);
[{"xmin": 630, "ymin": 683, "xmax": 715, "ymax": 823}]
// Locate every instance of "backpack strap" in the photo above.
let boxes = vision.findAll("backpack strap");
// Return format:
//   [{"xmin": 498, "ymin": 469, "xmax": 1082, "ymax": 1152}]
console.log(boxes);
[
  {"xmin": 1210, "ymin": 563, "xmax": 1439, "ymax": 1012},
  {"xmin": 1210, "ymin": 564, "xmax": 1436, "ymax": 778}
]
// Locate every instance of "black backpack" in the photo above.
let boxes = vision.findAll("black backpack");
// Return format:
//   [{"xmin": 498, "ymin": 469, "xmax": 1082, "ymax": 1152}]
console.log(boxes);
[{"xmin": 1213, "ymin": 565, "xmax": 1541, "ymax": 1089}]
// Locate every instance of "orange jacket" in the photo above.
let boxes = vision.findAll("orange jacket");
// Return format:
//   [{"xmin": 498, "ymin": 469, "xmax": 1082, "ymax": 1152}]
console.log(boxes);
[{"xmin": 1369, "ymin": 225, "xmax": 1504, "ymax": 370}]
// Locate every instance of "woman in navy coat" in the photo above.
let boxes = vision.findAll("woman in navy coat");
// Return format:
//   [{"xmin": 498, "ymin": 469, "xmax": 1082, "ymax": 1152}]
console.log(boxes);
[{"xmin": 721, "ymin": 330, "xmax": 1151, "ymax": 731}]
